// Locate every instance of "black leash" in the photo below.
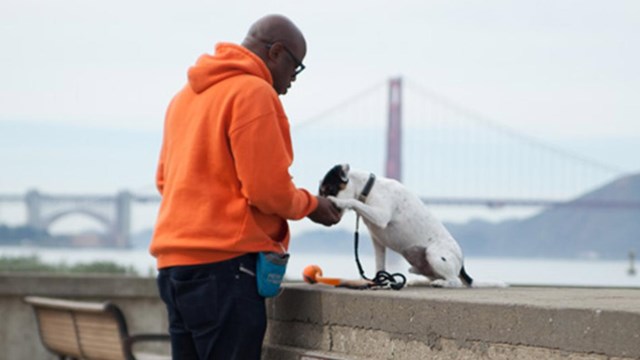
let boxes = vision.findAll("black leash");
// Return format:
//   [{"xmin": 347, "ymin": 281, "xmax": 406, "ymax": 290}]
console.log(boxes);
[
  {"xmin": 354, "ymin": 215, "xmax": 406, "ymax": 290},
  {"xmin": 353, "ymin": 173, "xmax": 406, "ymax": 291}
]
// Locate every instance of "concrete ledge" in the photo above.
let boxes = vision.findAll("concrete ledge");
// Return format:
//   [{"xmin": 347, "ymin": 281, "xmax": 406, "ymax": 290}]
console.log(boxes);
[
  {"xmin": 4, "ymin": 274, "xmax": 639, "ymax": 359},
  {"xmin": 265, "ymin": 284, "xmax": 640, "ymax": 359},
  {"xmin": 0, "ymin": 271, "xmax": 159, "ymax": 297}
]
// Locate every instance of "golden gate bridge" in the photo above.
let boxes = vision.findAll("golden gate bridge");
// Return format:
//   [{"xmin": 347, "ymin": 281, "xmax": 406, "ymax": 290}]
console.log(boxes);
[
  {"xmin": 1, "ymin": 77, "xmax": 637, "ymax": 247},
  {"xmin": 290, "ymin": 77, "xmax": 633, "ymax": 206}
]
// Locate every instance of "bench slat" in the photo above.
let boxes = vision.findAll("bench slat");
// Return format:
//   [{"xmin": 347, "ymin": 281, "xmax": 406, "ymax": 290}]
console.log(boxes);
[
  {"xmin": 36, "ymin": 308, "xmax": 83, "ymax": 357},
  {"xmin": 76, "ymin": 312, "xmax": 125, "ymax": 359}
]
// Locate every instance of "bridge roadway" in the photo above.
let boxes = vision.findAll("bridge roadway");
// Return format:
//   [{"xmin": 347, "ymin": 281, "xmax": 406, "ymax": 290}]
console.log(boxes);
[
  {"xmin": 3, "ymin": 192, "xmax": 640, "ymax": 209},
  {"xmin": 0, "ymin": 193, "xmax": 160, "ymax": 203},
  {"xmin": 423, "ymin": 196, "xmax": 640, "ymax": 209}
]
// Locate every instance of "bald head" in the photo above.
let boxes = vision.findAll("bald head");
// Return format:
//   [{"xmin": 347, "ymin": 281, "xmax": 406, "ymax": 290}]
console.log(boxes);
[
  {"xmin": 242, "ymin": 14, "xmax": 306, "ymax": 54},
  {"xmin": 242, "ymin": 14, "xmax": 307, "ymax": 95}
]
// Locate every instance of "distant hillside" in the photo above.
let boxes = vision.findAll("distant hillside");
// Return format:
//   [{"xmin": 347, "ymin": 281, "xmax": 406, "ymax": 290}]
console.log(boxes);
[{"xmin": 447, "ymin": 173, "xmax": 640, "ymax": 259}]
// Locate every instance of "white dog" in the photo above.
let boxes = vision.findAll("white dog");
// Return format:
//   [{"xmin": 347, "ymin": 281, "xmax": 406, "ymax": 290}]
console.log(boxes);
[{"xmin": 319, "ymin": 164, "xmax": 475, "ymax": 288}]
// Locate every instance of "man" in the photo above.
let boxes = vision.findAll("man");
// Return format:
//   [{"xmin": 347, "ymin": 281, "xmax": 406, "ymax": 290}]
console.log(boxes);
[{"xmin": 150, "ymin": 14, "xmax": 341, "ymax": 359}]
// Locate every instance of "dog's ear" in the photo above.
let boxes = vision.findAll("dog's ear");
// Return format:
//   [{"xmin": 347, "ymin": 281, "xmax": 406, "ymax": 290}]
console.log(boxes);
[
  {"xmin": 340, "ymin": 164, "xmax": 350, "ymax": 183},
  {"xmin": 319, "ymin": 164, "xmax": 346, "ymax": 197}
]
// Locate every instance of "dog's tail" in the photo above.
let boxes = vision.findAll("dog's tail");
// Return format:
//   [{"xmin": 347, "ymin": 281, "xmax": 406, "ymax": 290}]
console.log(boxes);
[{"xmin": 459, "ymin": 266, "xmax": 473, "ymax": 287}]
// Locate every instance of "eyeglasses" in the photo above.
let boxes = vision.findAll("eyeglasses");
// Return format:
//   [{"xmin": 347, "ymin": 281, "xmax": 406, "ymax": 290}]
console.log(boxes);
[{"xmin": 265, "ymin": 43, "xmax": 306, "ymax": 76}]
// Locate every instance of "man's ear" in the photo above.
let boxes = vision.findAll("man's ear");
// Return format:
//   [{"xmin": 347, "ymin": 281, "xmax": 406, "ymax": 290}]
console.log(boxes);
[{"xmin": 266, "ymin": 42, "xmax": 284, "ymax": 62}]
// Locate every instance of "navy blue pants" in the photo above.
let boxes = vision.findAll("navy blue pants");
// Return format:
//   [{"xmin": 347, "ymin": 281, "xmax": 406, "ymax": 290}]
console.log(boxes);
[{"xmin": 157, "ymin": 254, "xmax": 266, "ymax": 360}]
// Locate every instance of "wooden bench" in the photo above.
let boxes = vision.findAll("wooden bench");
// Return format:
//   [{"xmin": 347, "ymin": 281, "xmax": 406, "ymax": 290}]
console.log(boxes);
[{"xmin": 24, "ymin": 296, "xmax": 171, "ymax": 360}]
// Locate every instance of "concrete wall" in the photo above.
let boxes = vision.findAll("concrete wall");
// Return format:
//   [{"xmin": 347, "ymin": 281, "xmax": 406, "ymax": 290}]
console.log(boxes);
[
  {"xmin": 264, "ymin": 284, "xmax": 640, "ymax": 360},
  {"xmin": 2, "ymin": 274, "xmax": 639, "ymax": 360}
]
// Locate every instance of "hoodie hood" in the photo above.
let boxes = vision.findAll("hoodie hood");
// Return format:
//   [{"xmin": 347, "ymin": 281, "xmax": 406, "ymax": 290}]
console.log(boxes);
[{"xmin": 187, "ymin": 43, "xmax": 273, "ymax": 94}]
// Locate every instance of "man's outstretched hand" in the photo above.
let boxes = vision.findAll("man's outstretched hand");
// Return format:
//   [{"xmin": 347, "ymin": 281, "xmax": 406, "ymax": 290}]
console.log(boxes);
[{"xmin": 307, "ymin": 196, "xmax": 342, "ymax": 226}]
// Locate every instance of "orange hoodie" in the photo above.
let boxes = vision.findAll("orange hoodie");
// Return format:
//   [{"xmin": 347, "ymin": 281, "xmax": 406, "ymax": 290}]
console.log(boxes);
[{"xmin": 150, "ymin": 43, "xmax": 318, "ymax": 269}]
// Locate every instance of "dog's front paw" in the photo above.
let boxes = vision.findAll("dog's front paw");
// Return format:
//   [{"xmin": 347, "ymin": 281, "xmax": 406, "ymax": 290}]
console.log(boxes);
[{"xmin": 327, "ymin": 196, "xmax": 353, "ymax": 210}]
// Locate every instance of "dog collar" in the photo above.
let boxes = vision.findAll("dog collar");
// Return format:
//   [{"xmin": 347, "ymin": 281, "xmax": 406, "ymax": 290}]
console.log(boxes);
[{"xmin": 358, "ymin": 173, "xmax": 376, "ymax": 203}]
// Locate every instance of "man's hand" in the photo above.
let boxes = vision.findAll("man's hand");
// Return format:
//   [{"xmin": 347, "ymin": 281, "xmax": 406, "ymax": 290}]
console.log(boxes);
[{"xmin": 307, "ymin": 196, "xmax": 342, "ymax": 226}]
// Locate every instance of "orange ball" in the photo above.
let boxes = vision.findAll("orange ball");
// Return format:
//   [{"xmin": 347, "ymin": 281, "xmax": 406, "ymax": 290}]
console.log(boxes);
[{"xmin": 303, "ymin": 265, "xmax": 323, "ymax": 284}]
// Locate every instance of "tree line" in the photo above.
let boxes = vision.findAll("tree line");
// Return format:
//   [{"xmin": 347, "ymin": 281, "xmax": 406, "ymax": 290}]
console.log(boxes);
[{"xmin": 0, "ymin": 224, "xmax": 49, "ymax": 244}]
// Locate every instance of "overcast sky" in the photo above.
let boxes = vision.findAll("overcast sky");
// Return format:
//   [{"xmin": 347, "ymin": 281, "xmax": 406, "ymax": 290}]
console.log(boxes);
[
  {"xmin": 1, "ymin": 0, "xmax": 639, "ymax": 229},
  {"xmin": 2, "ymin": 0, "xmax": 639, "ymax": 134}
]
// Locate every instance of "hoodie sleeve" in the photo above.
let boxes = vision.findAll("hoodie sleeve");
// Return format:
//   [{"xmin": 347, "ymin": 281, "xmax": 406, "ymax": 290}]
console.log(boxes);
[{"xmin": 228, "ymin": 90, "xmax": 318, "ymax": 220}]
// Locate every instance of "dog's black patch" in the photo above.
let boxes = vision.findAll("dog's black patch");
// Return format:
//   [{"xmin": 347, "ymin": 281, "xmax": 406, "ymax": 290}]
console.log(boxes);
[{"xmin": 319, "ymin": 164, "xmax": 348, "ymax": 197}]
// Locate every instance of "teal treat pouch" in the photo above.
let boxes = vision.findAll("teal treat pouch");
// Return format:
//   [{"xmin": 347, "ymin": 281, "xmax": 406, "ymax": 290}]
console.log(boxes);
[{"xmin": 256, "ymin": 251, "xmax": 289, "ymax": 297}]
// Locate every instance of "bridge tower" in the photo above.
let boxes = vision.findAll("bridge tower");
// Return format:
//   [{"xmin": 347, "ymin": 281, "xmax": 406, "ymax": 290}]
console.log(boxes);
[
  {"xmin": 114, "ymin": 191, "xmax": 132, "ymax": 248},
  {"xmin": 26, "ymin": 190, "xmax": 43, "ymax": 228},
  {"xmin": 385, "ymin": 77, "xmax": 403, "ymax": 182}
]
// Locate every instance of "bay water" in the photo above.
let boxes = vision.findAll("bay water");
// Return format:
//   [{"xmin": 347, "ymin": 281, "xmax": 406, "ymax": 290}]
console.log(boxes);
[{"xmin": 1, "ymin": 246, "xmax": 638, "ymax": 288}]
